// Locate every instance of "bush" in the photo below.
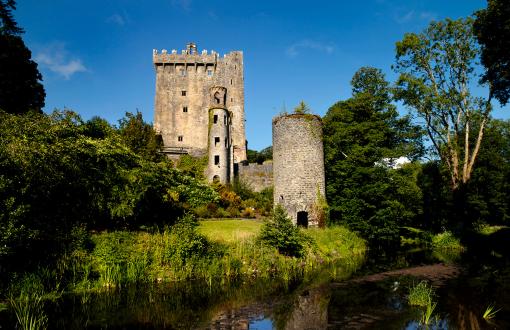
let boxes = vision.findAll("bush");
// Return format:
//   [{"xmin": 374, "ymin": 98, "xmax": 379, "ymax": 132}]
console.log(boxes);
[
  {"xmin": 167, "ymin": 214, "xmax": 209, "ymax": 266},
  {"xmin": 258, "ymin": 205, "xmax": 311, "ymax": 257},
  {"xmin": 431, "ymin": 231, "xmax": 464, "ymax": 250},
  {"xmin": 408, "ymin": 281, "xmax": 435, "ymax": 307}
]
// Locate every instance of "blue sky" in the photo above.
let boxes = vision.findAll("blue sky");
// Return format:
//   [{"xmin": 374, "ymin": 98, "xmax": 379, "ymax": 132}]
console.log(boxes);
[{"xmin": 15, "ymin": 0, "xmax": 494, "ymax": 150}]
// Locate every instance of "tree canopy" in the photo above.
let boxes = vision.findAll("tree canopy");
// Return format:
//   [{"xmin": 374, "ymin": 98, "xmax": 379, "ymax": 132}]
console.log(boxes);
[
  {"xmin": 474, "ymin": 0, "xmax": 510, "ymax": 105},
  {"xmin": 394, "ymin": 18, "xmax": 491, "ymax": 191},
  {"xmin": 0, "ymin": 0, "xmax": 45, "ymax": 114},
  {"xmin": 324, "ymin": 67, "xmax": 423, "ymax": 244}
]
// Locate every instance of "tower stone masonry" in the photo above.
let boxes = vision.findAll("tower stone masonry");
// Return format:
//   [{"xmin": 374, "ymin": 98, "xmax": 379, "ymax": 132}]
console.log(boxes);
[
  {"xmin": 153, "ymin": 43, "xmax": 247, "ymax": 183},
  {"xmin": 272, "ymin": 114, "xmax": 326, "ymax": 227}
]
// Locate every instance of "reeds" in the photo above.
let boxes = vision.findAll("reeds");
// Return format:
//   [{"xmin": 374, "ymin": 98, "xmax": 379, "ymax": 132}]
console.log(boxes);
[{"xmin": 9, "ymin": 292, "xmax": 48, "ymax": 330}]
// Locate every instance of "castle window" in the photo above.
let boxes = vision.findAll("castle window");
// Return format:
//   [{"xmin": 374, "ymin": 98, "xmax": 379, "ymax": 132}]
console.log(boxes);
[
  {"xmin": 214, "ymin": 155, "xmax": 220, "ymax": 165},
  {"xmin": 231, "ymin": 98, "xmax": 233, "ymax": 102},
  {"xmin": 224, "ymin": 138, "xmax": 227, "ymax": 147},
  {"xmin": 180, "ymin": 69, "xmax": 186, "ymax": 76},
  {"xmin": 178, "ymin": 136, "xmax": 183, "ymax": 142},
  {"xmin": 230, "ymin": 79, "xmax": 233, "ymax": 85},
  {"xmin": 214, "ymin": 137, "xmax": 220, "ymax": 146},
  {"xmin": 181, "ymin": 90, "xmax": 186, "ymax": 96},
  {"xmin": 207, "ymin": 70, "xmax": 213, "ymax": 76},
  {"xmin": 224, "ymin": 115, "xmax": 226, "ymax": 124},
  {"xmin": 183, "ymin": 106, "xmax": 188, "ymax": 113},
  {"xmin": 213, "ymin": 115, "xmax": 218, "ymax": 124}
]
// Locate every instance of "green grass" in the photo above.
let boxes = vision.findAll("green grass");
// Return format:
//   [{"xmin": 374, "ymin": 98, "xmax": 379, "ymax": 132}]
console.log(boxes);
[
  {"xmin": 199, "ymin": 219, "xmax": 263, "ymax": 243},
  {"xmin": 408, "ymin": 281, "xmax": 435, "ymax": 307},
  {"xmin": 431, "ymin": 231, "xmax": 464, "ymax": 250},
  {"xmin": 483, "ymin": 303, "xmax": 501, "ymax": 320},
  {"xmin": 476, "ymin": 225, "xmax": 508, "ymax": 236},
  {"xmin": 306, "ymin": 226, "xmax": 366, "ymax": 259}
]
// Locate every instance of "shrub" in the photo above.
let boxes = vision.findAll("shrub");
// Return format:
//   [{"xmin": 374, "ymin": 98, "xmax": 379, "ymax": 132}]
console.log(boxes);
[
  {"xmin": 408, "ymin": 281, "xmax": 435, "ymax": 307},
  {"xmin": 258, "ymin": 205, "xmax": 311, "ymax": 257},
  {"xmin": 167, "ymin": 214, "xmax": 209, "ymax": 266},
  {"xmin": 431, "ymin": 231, "xmax": 464, "ymax": 250}
]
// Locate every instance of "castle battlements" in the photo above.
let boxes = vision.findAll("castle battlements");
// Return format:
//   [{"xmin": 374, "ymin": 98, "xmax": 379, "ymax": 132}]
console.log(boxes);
[{"xmin": 153, "ymin": 43, "xmax": 242, "ymax": 65}]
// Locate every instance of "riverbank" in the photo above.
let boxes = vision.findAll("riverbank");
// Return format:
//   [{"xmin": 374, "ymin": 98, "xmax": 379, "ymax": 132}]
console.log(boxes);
[{"xmin": 3, "ymin": 219, "xmax": 366, "ymax": 298}]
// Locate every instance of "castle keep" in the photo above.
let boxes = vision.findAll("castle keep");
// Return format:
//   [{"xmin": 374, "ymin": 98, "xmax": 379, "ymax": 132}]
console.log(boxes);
[{"xmin": 153, "ymin": 43, "xmax": 247, "ymax": 183}]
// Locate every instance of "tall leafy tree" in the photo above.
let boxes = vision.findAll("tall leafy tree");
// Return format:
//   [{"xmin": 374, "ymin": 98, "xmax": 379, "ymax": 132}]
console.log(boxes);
[
  {"xmin": 324, "ymin": 67, "xmax": 423, "ymax": 244},
  {"xmin": 0, "ymin": 0, "xmax": 45, "ymax": 114},
  {"xmin": 474, "ymin": 0, "xmax": 510, "ymax": 105},
  {"xmin": 118, "ymin": 111, "xmax": 164, "ymax": 162},
  {"xmin": 394, "ymin": 18, "xmax": 492, "ymax": 191}
]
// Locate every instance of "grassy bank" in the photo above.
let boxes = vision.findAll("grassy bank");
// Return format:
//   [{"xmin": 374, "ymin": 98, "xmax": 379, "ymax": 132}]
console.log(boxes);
[{"xmin": 4, "ymin": 219, "xmax": 366, "ymax": 301}]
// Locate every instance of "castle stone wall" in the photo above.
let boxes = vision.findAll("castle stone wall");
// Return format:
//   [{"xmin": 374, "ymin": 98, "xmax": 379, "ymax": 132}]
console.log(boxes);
[
  {"xmin": 272, "ymin": 114, "xmax": 325, "ymax": 227},
  {"xmin": 237, "ymin": 162, "xmax": 273, "ymax": 192},
  {"xmin": 153, "ymin": 44, "xmax": 246, "ymax": 163}
]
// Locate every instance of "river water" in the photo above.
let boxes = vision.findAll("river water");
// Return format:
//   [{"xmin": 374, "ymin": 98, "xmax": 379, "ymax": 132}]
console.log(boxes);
[{"xmin": 2, "ymin": 248, "xmax": 510, "ymax": 329}]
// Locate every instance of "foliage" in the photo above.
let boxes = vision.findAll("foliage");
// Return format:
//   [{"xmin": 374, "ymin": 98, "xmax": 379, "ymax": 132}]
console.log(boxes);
[
  {"xmin": 0, "ymin": 110, "xmax": 217, "ymax": 283},
  {"xmin": 0, "ymin": 0, "xmax": 24, "ymax": 35},
  {"xmin": 9, "ymin": 292, "xmax": 48, "ymax": 330},
  {"xmin": 474, "ymin": 0, "xmax": 510, "ymax": 105},
  {"xmin": 394, "ymin": 18, "xmax": 492, "ymax": 191},
  {"xmin": 198, "ymin": 220, "xmax": 262, "ymax": 243},
  {"xmin": 482, "ymin": 303, "xmax": 501, "ymax": 320},
  {"xmin": 324, "ymin": 67, "xmax": 423, "ymax": 244},
  {"xmin": 258, "ymin": 205, "xmax": 311, "ymax": 257},
  {"xmin": 293, "ymin": 100, "xmax": 311, "ymax": 114},
  {"xmin": 176, "ymin": 155, "xmax": 207, "ymax": 180},
  {"xmin": 431, "ymin": 231, "xmax": 464, "ymax": 250},
  {"xmin": 118, "ymin": 110, "xmax": 164, "ymax": 162},
  {"xmin": 408, "ymin": 281, "xmax": 435, "ymax": 307},
  {"xmin": 166, "ymin": 214, "xmax": 209, "ymax": 267},
  {"xmin": 0, "ymin": 32, "xmax": 45, "ymax": 114},
  {"xmin": 246, "ymin": 146, "xmax": 272, "ymax": 164}
]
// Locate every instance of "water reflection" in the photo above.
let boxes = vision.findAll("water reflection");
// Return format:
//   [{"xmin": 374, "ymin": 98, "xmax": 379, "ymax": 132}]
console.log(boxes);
[{"xmin": 3, "ymin": 250, "xmax": 510, "ymax": 329}]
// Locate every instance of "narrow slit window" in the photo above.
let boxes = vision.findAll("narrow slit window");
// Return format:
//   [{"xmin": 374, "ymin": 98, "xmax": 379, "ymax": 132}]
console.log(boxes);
[
  {"xmin": 213, "ymin": 115, "xmax": 218, "ymax": 124},
  {"xmin": 207, "ymin": 69, "xmax": 213, "ymax": 76},
  {"xmin": 183, "ymin": 106, "xmax": 188, "ymax": 113},
  {"xmin": 224, "ymin": 115, "xmax": 226, "ymax": 124},
  {"xmin": 231, "ymin": 98, "xmax": 233, "ymax": 102},
  {"xmin": 224, "ymin": 138, "xmax": 227, "ymax": 147},
  {"xmin": 230, "ymin": 79, "xmax": 233, "ymax": 85},
  {"xmin": 181, "ymin": 90, "xmax": 186, "ymax": 96},
  {"xmin": 214, "ymin": 155, "xmax": 220, "ymax": 165},
  {"xmin": 180, "ymin": 69, "xmax": 186, "ymax": 76},
  {"xmin": 178, "ymin": 136, "xmax": 183, "ymax": 142},
  {"xmin": 214, "ymin": 137, "xmax": 220, "ymax": 146}
]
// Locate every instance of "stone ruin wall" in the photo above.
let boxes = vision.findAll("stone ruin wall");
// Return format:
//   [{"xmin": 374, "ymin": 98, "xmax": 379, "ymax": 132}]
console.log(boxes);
[
  {"xmin": 237, "ymin": 162, "xmax": 273, "ymax": 192},
  {"xmin": 272, "ymin": 114, "xmax": 326, "ymax": 227}
]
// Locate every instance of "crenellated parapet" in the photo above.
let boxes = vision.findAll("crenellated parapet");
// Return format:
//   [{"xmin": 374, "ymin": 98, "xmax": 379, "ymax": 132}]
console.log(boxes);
[{"xmin": 153, "ymin": 43, "xmax": 242, "ymax": 66}]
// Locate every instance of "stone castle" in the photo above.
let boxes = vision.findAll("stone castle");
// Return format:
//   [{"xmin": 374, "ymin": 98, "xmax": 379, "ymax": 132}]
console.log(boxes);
[
  {"xmin": 153, "ymin": 43, "xmax": 326, "ymax": 227},
  {"xmin": 153, "ymin": 43, "xmax": 246, "ymax": 183},
  {"xmin": 273, "ymin": 114, "xmax": 326, "ymax": 227}
]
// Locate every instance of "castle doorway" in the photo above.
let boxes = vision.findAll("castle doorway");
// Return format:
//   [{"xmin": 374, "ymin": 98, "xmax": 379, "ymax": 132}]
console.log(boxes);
[
  {"xmin": 212, "ymin": 175, "xmax": 220, "ymax": 183},
  {"xmin": 297, "ymin": 211, "xmax": 308, "ymax": 228}
]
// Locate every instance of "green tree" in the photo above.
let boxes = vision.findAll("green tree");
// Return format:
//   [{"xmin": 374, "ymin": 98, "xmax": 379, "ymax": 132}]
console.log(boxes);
[
  {"xmin": 394, "ymin": 18, "xmax": 492, "ymax": 191},
  {"xmin": 324, "ymin": 67, "xmax": 423, "ymax": 244},
  {"xmin": 258, "ymin": 205, "xmax": 309, "ymax": 257},
  {"xmin": 474, "ymin": 0, "xmax": 510, "ymax": 105},
  {"xmin": 0, "ymin": 0, "xmax": 45, "ymax": 114},
  {"xmin": 293, "ymin": 101, "xmax": 311, "ymax": 114},
  {"xmin": 118, "ymin": 110, "xmax": 164, "ymax": 162}
]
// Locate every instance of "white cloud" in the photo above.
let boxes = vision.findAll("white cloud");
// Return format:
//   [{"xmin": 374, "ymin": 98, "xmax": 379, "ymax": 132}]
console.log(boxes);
[
  {"xmin": 35, "ymin": 43, "xmax": 86, "ymax": 80},
  {"xmin": 106, "ymin": 13, "xmax": 127, "ymax": 26},
  {"xmin": 286, "ymin": 40, "xmax": 334, "ymax": 58},
  {"xmin": 393, "ymin": 9, "xmax": 438, "ymax": 24}
]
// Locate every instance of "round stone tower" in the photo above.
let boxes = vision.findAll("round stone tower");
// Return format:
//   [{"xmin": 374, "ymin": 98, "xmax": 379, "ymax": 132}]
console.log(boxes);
[
  {"xmin": 207, "ymin": 86, "xmax": 232, "ymax": 184},
  {"xmin": 272, "ymin": 114, "xmax": 326, "ymax": 227}
]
